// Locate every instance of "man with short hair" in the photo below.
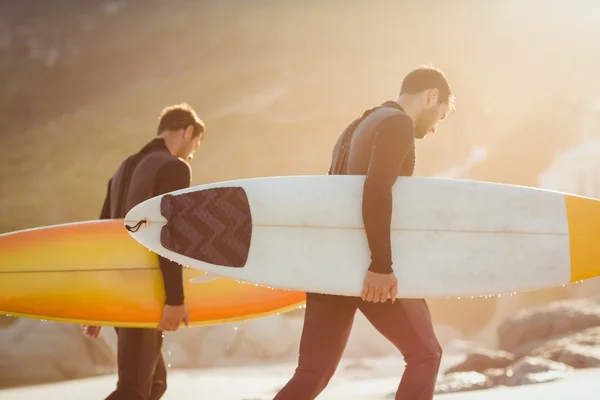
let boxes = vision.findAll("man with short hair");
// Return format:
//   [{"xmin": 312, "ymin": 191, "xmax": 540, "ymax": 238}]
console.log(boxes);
[
  {"xmin": 273, "ymin": 66, "xmax": 455, "ymax": 400},
  {"xmin": 82, "ymin": 103, "xmax": 205, "ymax": 400}
]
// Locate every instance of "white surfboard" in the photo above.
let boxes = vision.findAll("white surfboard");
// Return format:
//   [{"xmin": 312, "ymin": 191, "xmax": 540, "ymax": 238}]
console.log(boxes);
[{"xmin": 124, "ymin": 175, "xmax": 600, "ymax": 299}]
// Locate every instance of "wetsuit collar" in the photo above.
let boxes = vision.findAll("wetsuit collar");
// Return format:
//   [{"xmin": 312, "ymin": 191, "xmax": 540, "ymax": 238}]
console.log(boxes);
[{"xmin": 381, "ymin": 100, "xmax": 406, "ymax": 114}]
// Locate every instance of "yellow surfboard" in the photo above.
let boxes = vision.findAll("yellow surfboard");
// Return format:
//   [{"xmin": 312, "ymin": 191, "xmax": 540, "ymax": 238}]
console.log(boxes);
[{"xmin": 0, "ymin": 219, "xmax": 306, "ymax": 327}]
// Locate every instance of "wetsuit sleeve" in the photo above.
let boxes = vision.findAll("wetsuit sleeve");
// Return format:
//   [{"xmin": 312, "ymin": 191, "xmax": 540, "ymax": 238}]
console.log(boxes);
[
  {"xmin": 362, "ymin": 115, "xmax": 414, "ymax": 274},
  {"xmin": 99, "ymin": 179, "xmax": 112, "ymax": 220},
  {"xmin": 155, "ymin": 159, "xmax": 192, "ymax": 306}
]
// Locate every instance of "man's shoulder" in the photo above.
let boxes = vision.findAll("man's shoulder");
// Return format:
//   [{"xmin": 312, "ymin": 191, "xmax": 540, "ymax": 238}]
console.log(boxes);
[
  {"xmin": 380, "ymin": 112, "xmax": 413, "ymax": 132},
  {"xmin": 137, "ymin": 151, "xmax": 187, "ymax": 170},
  {"xmin": 357, "ymin": 105, "xmax": 412, "ymax": 138},
  {"xmin": 110, "ymin": 152, "xmax": 140, "ymax": 179},
  {"xmin": 361, "ymin": 104, "xmax": 409, "ymax": 125},
  {"xmin": 141, "ymin": 150, "xmax": 179, "ymax": 163},
  {"xmin": 156, "ymin": 156, "xmax": 191, "ymax": 177},
  {"xmin": 375, "ymin": 105, "xmax": 411, "ymax": 123}
]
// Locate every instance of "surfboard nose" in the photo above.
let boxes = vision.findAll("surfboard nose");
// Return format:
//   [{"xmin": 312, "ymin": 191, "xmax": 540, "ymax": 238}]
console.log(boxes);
[
  {"xmin": 159, "ymin": 186, "xmax": 253, "ymax": 269},
  {"xmin": 565, "ymin": 194, "xmax": 600, "ymax": 282}
]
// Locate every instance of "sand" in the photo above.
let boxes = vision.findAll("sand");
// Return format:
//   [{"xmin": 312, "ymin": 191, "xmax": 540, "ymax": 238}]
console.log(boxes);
[{"xmin": 1, "ymin": 353, "xmax": 597, "ymax": 400}]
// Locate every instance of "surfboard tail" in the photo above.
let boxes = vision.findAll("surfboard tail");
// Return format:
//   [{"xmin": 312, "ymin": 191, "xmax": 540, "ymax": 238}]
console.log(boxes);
[
  {"xmin": 565, "ymin": 194, "xmax": 600, "ymax": 282},
  {"xmin": 159, "ymin": 187, "xmax": 253, "ymax": 268}
]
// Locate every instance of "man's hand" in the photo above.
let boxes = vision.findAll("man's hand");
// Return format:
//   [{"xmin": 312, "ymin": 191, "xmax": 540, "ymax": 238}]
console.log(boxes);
[
  {"xmin": 361, "ymin": 271, "xmax": 398, "ymax": 303},
  {"xmin": 157, "ymin": 304, "xmax": 190, "ymax": 332},
  {"xmin": 81, "ymin": 325, "xmax": 102, "ymax": 338}
]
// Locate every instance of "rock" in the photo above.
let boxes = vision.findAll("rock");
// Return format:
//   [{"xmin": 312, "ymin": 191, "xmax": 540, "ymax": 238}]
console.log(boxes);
[
  {"xmin": 440, "ymin": 343, "xmax": 575, "ymax": 393},
  {"xmin": 507, "ymin": 356, "xmax": 570, "ymax": 375},
  {"xmin": 434, "ymin": 372, "xmax": 494, "ymax": 394},
  {"xmin": 434, "ymin": 355, "xmax": 570, "ymax": 394},
  {"xmin": 464, "ymin": 357, "xmax": 570, "ymax": 390},
  {"xmin": 482, "ymin": 368, "xmax": 507, "ymax": 386},
  {"xmin": 527, "ymin": 326, "xmax": 600, "ymax": 368},
  {"xmin": 551, "ymin": 344, "xmax": 600, "ymax": 368},
  {"xmin": 552, "ymin": 344, "xmax": 600, "ymax": 369},
  {"xmin": 501, "ymin": 356, "xmax": 571, "ymax": 386},
  {"xmin": 497, "ymin": 299, "xmax": 600, "ymax": 352},
  {"xmin": 444, "ymin": 348, "xmax": 515, "ymax": 374},
  {"xmin": 0, "ymin": 319, "xmax": 115, "ymax": 388}
]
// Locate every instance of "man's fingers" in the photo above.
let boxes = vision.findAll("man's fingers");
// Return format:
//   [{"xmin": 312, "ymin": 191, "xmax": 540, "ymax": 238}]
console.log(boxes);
[
  {"xmin": 172, "ymin": 317, "xmax": 182, "ymax": 331},
  {"xmin": 361, "ymin": 281, "xmax": 369, "ymax": 301},
  {"xmin": 158, "ymin": 317, "xmax": 169, "ymax": 331},
  {"xmin": 162, "ymin": 314, "xmax": 186, "ymax": 331},
  {"xmin": 379, "ymin": 286, "xmax": 388, "ymax": 303},
  {"xmin": 390, "ymin": 282, "xmax": 398, "ymax": 302},
  {"xmin": 360, "ymin": 274, "xmax": 399, "ymax": 304},
  {"xmin": 166, "ymin": 318, "xmax": 177, "ymax": 331},
  {"xmin": 377, "ymin": 288, "xmax": 387, "ymax": 303},
  {"xmin": 158, "ymin": 310, "xmax": 190, "ymax": 332},
  {"xmin": 366, "ymin": 284, "xmax": 377, "ymax": 302},
  {"xmin": 365, "ymin": 285, "xmax": 372, "ymax": 302},
  {"xmin": 372, "ymin": 287, "xmax": 381, "ymax": 303},
  {"xmin": 361, "ymin": 282, "xmax": 369, "ymax": 301}
]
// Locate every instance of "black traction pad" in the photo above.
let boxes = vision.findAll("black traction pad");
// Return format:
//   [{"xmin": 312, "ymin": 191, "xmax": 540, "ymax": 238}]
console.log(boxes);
[{"xmin": 159, "ymin": 187, "xmax": 252, "ymax": 268}]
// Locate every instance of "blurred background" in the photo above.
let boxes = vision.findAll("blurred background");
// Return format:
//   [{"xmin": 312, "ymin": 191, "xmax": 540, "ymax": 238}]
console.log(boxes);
[{"xmin": 2, "ymin": 0, "xmax": 600, "ymax": 394}]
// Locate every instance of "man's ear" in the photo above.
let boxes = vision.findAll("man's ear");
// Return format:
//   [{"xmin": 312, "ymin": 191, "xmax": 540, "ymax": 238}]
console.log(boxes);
[
  {"xmin": 183, "ymin": 125, "xmax": 194, "ymax": 139},
  {"xmin": 427, "ymin": 88, "xmax": 439, "ymax": 106}
]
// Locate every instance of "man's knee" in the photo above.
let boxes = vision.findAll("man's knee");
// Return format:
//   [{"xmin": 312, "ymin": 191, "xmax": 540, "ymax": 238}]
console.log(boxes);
[{"xmin": 407, "ymin": 341, "xmax": 442, "ymax": 369}]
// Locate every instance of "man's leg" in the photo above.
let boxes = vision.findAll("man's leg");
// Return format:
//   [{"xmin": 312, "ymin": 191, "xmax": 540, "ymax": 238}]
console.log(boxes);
[
  {"xmin": 273, "ymin": 293, "xmax": 357, "ymax": 400},
  {"xmin": 358, "ymin": 299, "xmax": 442, "ymax": 400},
  {"xmin": 105, "ymin": 327, "xmax": 165, "ymax": 400},
  {"xmin": 149, "ymin": 352, "xmax": 167, "ymax": 400}
]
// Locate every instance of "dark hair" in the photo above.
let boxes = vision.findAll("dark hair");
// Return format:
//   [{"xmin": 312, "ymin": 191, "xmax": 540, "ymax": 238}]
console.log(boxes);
[
  {"xmin": 157, "ymin": 103, "xmax": 205, "ymax": 139},
  {"xmin": 400, "ymin": 65, "xmax": 455, "ymax": 109}
]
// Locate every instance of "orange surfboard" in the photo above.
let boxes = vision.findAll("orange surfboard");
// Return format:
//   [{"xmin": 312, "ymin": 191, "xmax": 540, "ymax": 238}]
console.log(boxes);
[{"xmin": 0, "ymin": 220, "xmax": 306, "ymax": 327}]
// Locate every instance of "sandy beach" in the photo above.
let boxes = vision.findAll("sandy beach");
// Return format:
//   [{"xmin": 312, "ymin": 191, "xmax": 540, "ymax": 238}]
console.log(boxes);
[{"xmin": 1, "ymin": 352, "xmax": 598, "ymax": 400}]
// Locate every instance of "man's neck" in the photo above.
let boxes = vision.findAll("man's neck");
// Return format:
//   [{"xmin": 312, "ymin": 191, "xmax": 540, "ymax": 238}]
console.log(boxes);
[
  {"xmin": 156, "ymin": 133, "xmax": 178, "ymax": 157},
  {"xmin": 394, "ymin": 95, "xmax": 420, "ymax": 122}
]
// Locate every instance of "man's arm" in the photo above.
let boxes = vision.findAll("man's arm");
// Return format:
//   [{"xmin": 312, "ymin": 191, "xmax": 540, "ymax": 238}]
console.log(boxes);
[
  {"xmin": 99, "ymin": 179, "xmax": 112, "ymax": 220},
  {"xmin": 155, "ymin": 159, "xmax": 192, "ymax": 306},
  {"xmin": 362, "ymin": 115, "xmax": 414, "ymax": 274}
]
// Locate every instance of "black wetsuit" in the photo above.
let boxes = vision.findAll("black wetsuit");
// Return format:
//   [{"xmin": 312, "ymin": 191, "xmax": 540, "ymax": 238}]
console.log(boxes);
[
  {"xmin": 273, "ymin": 101, "xmax": 442, "ymax": 400},
  {"xmin": 99, "ymin": 137, "xmax": 190, "ymax": 400}
]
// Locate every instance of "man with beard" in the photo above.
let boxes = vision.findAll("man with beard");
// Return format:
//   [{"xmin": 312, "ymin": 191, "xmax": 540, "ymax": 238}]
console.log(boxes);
[
  {"xmin": 82, "ymin": 103, "xmax": 205, "ymax": 400},
  {"xmin": 273, "ymin": 66, "xmax": 455, "ymax": 400}
]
